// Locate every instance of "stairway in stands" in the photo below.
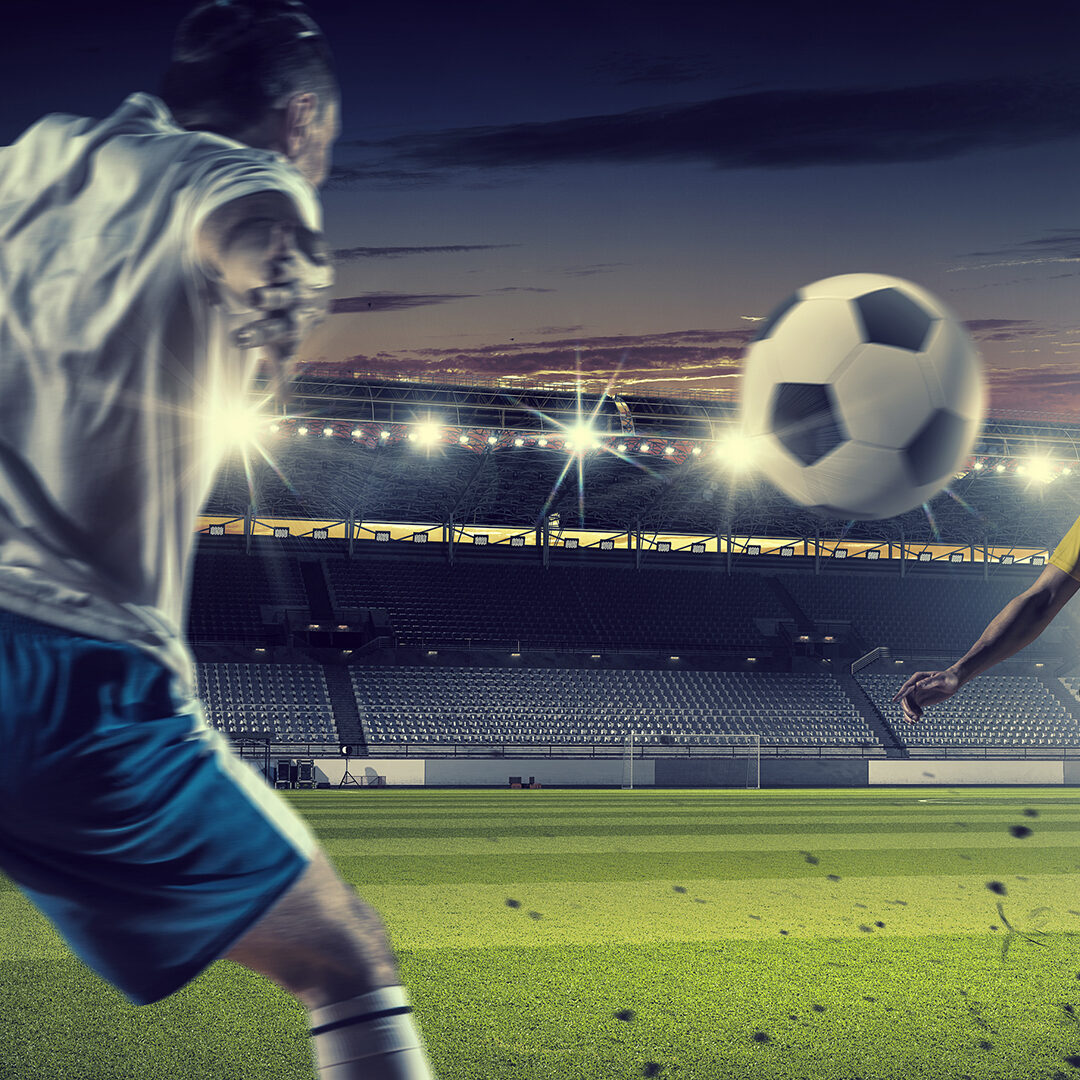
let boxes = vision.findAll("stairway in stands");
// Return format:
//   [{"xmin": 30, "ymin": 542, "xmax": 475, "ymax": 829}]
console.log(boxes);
[
  {"xmin": 833, "ymin": 669, "xmax": 907, "ymax": 758},
  {"xmin": 323, "ymin": 666, "xmax": 366, "ymax": 754}
]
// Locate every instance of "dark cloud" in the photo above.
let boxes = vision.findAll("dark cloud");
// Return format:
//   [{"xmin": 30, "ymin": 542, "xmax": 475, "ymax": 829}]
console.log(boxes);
[
  {"xmin": 368, "ymin": 72, "xmax": 1080, "ymax": 173},
  {"xmin": 535, "ymin": 325, "xmax": 585, "ymax": 335},
  {"xmin": 329, "ymin": 293, "xmax": 479, "ymax": 313},
  {"xmin": 489, "ymin": 286, "xmax": 557, "ymax": 294},
  {"xmin": 963, "ymin": 319, "xmax": 1039, "ymax": 341},
  {"xmin": 563, "ymin": 263, "xmax": 628, "ymax": 277},
  {"xmin": 331, "ymin": 243, "xmax": 519, "ymax": 262}
]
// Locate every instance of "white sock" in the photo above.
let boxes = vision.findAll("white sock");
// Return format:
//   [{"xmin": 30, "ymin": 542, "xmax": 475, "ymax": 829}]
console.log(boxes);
[{"xmin": 308, "ymin": 986, "xmax": 435, "ymax": 1079}]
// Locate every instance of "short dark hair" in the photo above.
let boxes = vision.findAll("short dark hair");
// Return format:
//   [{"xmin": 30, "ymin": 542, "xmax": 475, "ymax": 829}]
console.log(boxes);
[{"xmin": 160, "ymin": 0, "xmax": 337, "ymax": 139}]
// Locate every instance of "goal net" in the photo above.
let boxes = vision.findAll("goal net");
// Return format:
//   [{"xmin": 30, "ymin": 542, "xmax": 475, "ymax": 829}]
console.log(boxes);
[{"xmin": 621, "ymin": 731, "xmax": 761, "ymax": 790}]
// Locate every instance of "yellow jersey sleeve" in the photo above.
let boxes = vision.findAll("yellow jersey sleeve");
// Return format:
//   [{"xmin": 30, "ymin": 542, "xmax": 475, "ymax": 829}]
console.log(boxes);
[{"xmin": 1049, "ymin": 514, "xmax": 1080, "ymax": 581}]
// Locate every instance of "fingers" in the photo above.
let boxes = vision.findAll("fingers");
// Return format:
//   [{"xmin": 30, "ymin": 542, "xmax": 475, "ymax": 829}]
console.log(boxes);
[{"xmin": 892, "ymin": 671, "xmax": 935, "ymax": 702}]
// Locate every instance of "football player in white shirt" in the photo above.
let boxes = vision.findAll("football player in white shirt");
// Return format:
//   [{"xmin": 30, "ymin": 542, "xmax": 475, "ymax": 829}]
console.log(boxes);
[{"xmin": 0, "ymin": 2, "xmax": 435, "ymax": 1077}]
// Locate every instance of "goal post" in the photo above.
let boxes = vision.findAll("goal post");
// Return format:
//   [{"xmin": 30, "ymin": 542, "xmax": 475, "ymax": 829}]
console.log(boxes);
[{"xmin": 622, "ymin": 731, "xmax": 761, "ymax": 790}]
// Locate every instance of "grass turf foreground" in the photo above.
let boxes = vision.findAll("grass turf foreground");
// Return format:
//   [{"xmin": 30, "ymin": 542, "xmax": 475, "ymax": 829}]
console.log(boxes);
[{"xmin": 5, "ymin": 788, "xmax": 1080, "ymax": 1078}]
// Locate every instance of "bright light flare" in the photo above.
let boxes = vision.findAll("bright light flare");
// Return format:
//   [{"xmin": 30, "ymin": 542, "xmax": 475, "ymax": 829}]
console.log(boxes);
[
  {"xmin": 208, "ymin": 403, "xmax": 266, "ymax": 453},
  {"xmin": 416, "ymin": 421, "xmax": 441, "ymax": 445},
  {"xmin": 716, "ymin": 430, "xmax": 760, "ymax": 471},
  {"xmin": 1026, "ymin": 455, "xmax": 1055, "ymax": 483}
]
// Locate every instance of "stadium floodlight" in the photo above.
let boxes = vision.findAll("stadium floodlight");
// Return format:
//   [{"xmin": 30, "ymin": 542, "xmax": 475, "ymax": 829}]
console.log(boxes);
[
  {"xmin": 823, "ymin": 635, "xmax": 834, "ymax": 642},
  {"xmin": 616, "ymin": 443, "xmax": 627, "ymax": 452},
  {"xmin": 273, "ymin": 527, "xmax": 289, "ymax": 539},
  {"xmin": 866, "ymin": 549, "xmax": 880, "ymax": 560},
  {"xmin": 669, "ymin": 655, "xmax": 680, "ymax": 661},
  {"xmin": 1001, "ymin": 554, "xmax": 1014, "ymax": 564},
  {"xmin": 691, "ymin": 446, "xmax": 701, "ymax": 455},
  {"xmin": 269, "ymin": 423, "xmax": 280, "ymax": 434},
  {"xmin": 380, "ymin": 430, "xmax": 390, "ymax": 440},
  {"xmin": 323, "ymin": 426, "xmax": 334, "ymax": 437},
  {"xmin": 664, "ymin": 445, "xmax": 675, "ymax": 455},
  {"xmin": 510, "ymin": 652, "xmax": 520, "ymax": 657},
  {"xmin": 972, "ymin": 460, "xmax": 984, "ymax": 470},
  {"xmin": 1026, "ymin": 456, "xmax": 1054, "ymax": 483},
  {"xmin": 780, "ymin": 546, "xmax": 794, "ymax": 557},
  {"xmin": 511, "ymin": 536, "xmax": 526, "ymax": 547},
  {"xmin": 995, "ymin": 463, "xmax": 1006, "ymax": 473},
  {"xmin": 487, "ymin": 435, "xmax": 498, "ymax": 445},
  {"xmin": 538, "ymin": 437, "xmax": 548, "ymax": 447},
  {"xmin": 416, "ymin": 420, "xmax": 441, "ymax": 445},
  {"xmin": 640, "ymin": 442, "xmax": 650, "ymax": 453},
  {"xmin": 427, "ymin": 650, "xmax": 438, "ymax": 656},
  {"xmin": 313, "ymin": 528, "xmax": 329, "ymax": 540},
  {"xmin": 208, "ymin": 524, "xmax": 225, "ymax": 537},
  {"xmin": 458, "ymin": 434, "xmax": 469, "ymax": 444},
  {"xmin": 918, "ymin": 551, "xmax": 932, "ymax": 562},
  {"xmin": 747, "ymin": 544, "xmax": 761, "ymax": 555},
  {"xmin": 691, "ymin": 542, "xmax": 705, "ymax": 553},
  {"xmin": 1065, "ymin": 467, "xmax": 1074, "ymax": 476},
  {"xmin": 566, "ymin": 421, "xmax": 595, "ymax": 447},
  {"xmin": 590, "ymin": 654, "xmax": 601, "ymax": 659},
  {"xmin": 657, "ymin": 541, "xmax": 671, "ymax": 552},
  {"xmin": 514, "ymin": 437, "xmax": 524, "ymax": 447},
  {"xmin": 413, "ymin": 533, "xmax": 428, "ymax": 543},
  {"xmin": 747, "ymin": 657, "xmax": 757, "ymax": 662},
  {"xmin": 297, "ymin": 425, "xmax": 309, "ymax": 436},
  {"xmin": 600, "ymin": 539, "xmax": 614, "ymax": 550},
  {"xmin": 375, "ymin": 531, "xmax": 391, "ymax": 542},
  {"xmin": 948, "ymin": 552, "xmax": 963, "ymax": 563},
  {"xmin": 717, "ymin": 431, "xmax": 760, "ymax": 471},
  {"xmin": 1035, "ymin": 662, "xmax": 1044, "ymax": 668},
  {"xmin": 474, "ymin": 534, "xmax": 489, "ymax": 545},
  {"xmin": 1033, "ymin": 555, "xmax": 1046, "ymax": 565},
  {"xmin": 254, "ymin": 647, "xmax": 266, "ymax": 653},
  {"xmin": 564, "ymin": 538, "xmax": 579, "ymax": 549},
  {"xmin": 833, "ymin": 548, "xmax": 848, "ymax": 558},
  {"xmin": 351, "ymin": 428, "xmax": 361, "ymax": 438}
]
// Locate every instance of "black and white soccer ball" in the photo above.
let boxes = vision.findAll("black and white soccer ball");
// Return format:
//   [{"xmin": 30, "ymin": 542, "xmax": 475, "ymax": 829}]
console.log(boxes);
[{"xmin": 740, "ymin": 273, "xmax": 984, "ymax": 520}]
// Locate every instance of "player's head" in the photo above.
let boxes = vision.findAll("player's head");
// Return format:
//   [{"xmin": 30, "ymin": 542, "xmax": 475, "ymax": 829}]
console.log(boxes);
[{"xmin": 160, "ymin": 0, "xmax": 340, "ymax": 187}]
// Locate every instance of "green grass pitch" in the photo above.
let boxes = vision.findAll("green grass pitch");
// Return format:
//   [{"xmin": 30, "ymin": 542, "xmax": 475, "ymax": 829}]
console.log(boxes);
[{"xmin": 5, "ymin": 787, "xmax": 1080, "ymax": 1079}]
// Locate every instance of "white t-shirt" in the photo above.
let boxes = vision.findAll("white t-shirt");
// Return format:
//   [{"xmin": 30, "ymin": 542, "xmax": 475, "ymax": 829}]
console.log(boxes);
[{"xmin": 0, "ymin": 92, "xmax": 322, "ymax": 696}]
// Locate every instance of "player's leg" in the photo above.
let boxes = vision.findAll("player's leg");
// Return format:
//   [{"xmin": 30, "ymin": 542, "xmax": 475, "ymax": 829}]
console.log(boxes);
[
  {"xmin": 222, "ymin": 847, "xmax": 436, "ymax": 1079},
  {"xmin": 0, "ymin": 614, "xmax": 435, "ymax": 1078}
]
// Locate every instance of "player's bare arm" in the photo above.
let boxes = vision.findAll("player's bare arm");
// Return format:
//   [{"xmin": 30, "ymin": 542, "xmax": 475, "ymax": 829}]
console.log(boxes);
[
  {"xmin": 197, "ymin": 190, "xmax": 333, "ymax": 402},
  {"xmin": 892, "ymin": 562, "xmax": 1080, "ymax": 723}
]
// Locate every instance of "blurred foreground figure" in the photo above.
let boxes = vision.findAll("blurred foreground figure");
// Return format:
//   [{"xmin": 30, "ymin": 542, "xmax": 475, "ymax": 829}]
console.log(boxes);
[{"xmin": 0, "ymin": 2, "xmax": 434, "ymax": 1076}]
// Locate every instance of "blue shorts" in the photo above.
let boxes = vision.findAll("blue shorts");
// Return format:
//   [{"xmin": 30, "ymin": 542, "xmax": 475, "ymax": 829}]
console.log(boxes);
[{"xmin": 0, "ymin": 608, "xmax": 315, "ymax": 1005}]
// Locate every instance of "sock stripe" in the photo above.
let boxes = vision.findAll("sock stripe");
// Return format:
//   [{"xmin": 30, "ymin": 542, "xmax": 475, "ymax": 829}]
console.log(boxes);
[{"xmin": 310, "ymin": 1005, "xmax": 413, "ymax": 1037}]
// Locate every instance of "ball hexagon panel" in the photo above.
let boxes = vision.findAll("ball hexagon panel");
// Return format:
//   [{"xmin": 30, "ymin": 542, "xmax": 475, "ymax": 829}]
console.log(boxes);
[
  {"xmin": 804, "ymin": 440, "xmax": 943, "ymax": 520},
  {"xmin": 764, "ymin": 296, "xmax": 865, "ymax": 385},
  {"xmin": 917, "ymin": 319, "xmax": 984, "ymax": 422},
  {"xmin": 903, "ymin": 407, "xmax": 977, "ymax": 487},
  {"xmin": 755, "ymin": 435, "xmax": 821, "ymax": 507},
  {"xmin": 854, "ymin": 288, "xmax": 936, "ymax": 352},
  {"xmin": 831, "ymin": 343, "xmax": 934, "ymax": 449},
  {"xmin": 770, "ymin": 382, "xmax": 848, "ymax": 466},
  {"xmin": 739, "ymin": 338, "xmax": 783, "ymax": 438}
]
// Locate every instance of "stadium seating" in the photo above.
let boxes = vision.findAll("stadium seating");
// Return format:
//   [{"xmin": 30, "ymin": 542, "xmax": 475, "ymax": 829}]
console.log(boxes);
[
  {"xmin": 186, "ymin": 551, "xmax": 307, "ymax": 643},
  {"xmin": 196, "ymin": 662, "xmax": 338, "ymax": 743},
  {"xmin": 784, "ymin": 571, "xmax": 1049, "ymax": 656},
  {"xmin": 326, "ymin": 558, "xmax": 781, "ymax": 650},
  {"xmin": 858, "ymin": 672, "xmax": 1080, "ymax": 746},
  {"xmin": 352, "ymin": 666, "xmax": 879, "ymax": 746}
]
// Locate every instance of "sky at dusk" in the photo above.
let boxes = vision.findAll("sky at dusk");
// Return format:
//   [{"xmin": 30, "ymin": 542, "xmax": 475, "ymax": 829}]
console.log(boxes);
[{"xmin": 5, "ymin": 1, "xmax": 1080, "ymax": 414}]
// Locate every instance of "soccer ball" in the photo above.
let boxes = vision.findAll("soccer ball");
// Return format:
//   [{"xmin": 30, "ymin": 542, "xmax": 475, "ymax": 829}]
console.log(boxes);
[{"xmin": 739, "ymin": 273, "xmax": 984, "ymax": 520}]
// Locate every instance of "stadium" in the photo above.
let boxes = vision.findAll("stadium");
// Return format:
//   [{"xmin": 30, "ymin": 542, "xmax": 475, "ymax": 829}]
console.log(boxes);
[{"xmin": 12, "ymin": 368, "xmax": 1080, "ymax": 1079}]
